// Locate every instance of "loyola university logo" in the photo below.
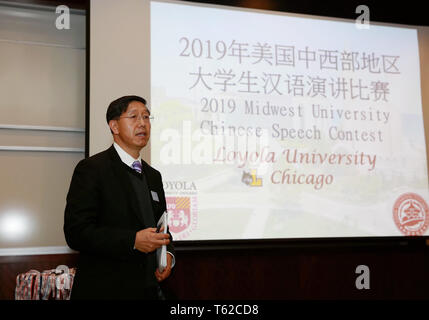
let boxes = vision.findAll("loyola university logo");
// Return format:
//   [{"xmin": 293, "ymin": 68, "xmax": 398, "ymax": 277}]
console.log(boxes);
[
  {"xmin": 164, "ymin": 181, "xmax": 198, "ymax": 240},
  {"xmin": 168, "ymin": 197, "xmax": 191, "ymax": 233}
]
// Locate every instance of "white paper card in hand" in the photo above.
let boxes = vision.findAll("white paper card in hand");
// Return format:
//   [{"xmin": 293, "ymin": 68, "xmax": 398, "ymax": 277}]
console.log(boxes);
[{"xmin": 156, "ymin": 211, "xmax": 168, "ymax": 272}]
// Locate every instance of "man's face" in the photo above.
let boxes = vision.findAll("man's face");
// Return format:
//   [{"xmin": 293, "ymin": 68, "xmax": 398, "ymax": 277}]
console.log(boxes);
[{"xmin": 109, "ymin": 100, "xmax": 151, "ymax": 156}]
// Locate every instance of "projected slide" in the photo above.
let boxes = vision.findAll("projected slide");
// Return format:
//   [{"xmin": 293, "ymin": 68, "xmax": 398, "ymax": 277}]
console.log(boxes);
[{"xmin": 150, "ymin": 1, "xmax": 429, "ymax": 240}]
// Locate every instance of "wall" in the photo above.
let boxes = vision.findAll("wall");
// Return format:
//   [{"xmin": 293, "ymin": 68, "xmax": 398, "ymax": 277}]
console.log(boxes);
[
  {"xmin": 0, "ymin": 2, "xmax": 85, "ymax": 252},
  {"xmin": 1, "ymin": 242, "xmax": 428, "ymax": 300}
]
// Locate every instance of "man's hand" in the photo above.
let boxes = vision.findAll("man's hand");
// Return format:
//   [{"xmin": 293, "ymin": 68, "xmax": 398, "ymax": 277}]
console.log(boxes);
[
  {"xmin": 155, "ymin": 252, "xmax": 172, "ymax": 282},
  {"xmin": 134, "ymin": 228, "xmax": 170, "ymax": 253}
]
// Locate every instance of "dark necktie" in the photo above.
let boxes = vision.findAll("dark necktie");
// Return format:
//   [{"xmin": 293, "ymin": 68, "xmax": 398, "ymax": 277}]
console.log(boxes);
[{"xmin": 132, "ymin": 160, "xmax": 142, "ymax": 173}]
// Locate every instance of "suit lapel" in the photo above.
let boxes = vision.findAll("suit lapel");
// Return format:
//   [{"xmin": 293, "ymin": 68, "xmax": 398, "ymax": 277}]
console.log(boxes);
[
  {"xmin": 141, "ymin": 161, "xmax": 158, "ymax": 203},
  {"xmin": 141, "ymin": 160, "xmax": 161, "ymax": 221},
  {"xmin": 107, "ymin": 146, "xmax": 146, "ymax": 226},
  {"xmin": 141, "ymin": 161, "xmax": 152, "ymax": 192}
]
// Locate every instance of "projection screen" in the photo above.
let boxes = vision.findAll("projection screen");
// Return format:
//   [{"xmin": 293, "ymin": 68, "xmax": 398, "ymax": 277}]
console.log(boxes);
[{"xmin": 90, "ymin": 0, "xmax": 429, "ymax": 241}]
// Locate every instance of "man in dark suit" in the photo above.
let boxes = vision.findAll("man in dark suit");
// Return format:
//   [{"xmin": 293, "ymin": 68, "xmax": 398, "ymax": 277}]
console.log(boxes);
[{"xmin": 64, "ymin": 95, "xmax": 174, "ymax": 300}]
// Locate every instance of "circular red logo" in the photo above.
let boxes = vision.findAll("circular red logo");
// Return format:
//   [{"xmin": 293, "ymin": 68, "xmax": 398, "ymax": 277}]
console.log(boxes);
[{"xmin": 393, "ymin": 193, "xmax": 429, "ymax": 236}]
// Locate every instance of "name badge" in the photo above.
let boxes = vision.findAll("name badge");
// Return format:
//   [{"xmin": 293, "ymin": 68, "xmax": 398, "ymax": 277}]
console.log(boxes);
[{"xmin": 151, "ymin": 191, "xmax": 159, "ymax": 202}]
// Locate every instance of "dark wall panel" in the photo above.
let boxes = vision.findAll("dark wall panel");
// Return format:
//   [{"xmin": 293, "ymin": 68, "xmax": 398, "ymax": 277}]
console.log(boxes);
[{"xmin": 1, "ymin": 245, "xmax": 428, "ymax": 300}]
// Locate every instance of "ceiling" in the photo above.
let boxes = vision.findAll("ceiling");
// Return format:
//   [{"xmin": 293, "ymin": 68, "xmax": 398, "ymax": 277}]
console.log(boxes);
[{"xmin": 1, "ymin": 0, "xmax": 427, "ymax": 26}]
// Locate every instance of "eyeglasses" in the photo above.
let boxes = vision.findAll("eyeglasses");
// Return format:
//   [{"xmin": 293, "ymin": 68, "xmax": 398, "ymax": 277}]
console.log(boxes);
[{"xmin": 119, "ymin": 114, "xmax": 154, "ymax": 123}]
